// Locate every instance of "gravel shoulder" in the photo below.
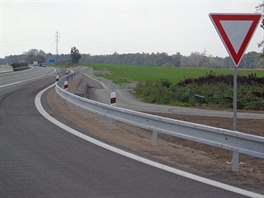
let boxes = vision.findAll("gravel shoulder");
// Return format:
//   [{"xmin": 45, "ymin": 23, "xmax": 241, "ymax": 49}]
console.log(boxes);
[{"xmin": 45, "ymin": 71, "xmax": 264, "ymax": 194}]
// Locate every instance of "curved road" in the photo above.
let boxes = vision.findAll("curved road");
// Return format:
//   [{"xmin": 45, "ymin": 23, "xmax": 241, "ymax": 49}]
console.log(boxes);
[{"xmin": 0, "ymin": 67, "xmax": 252, "ymax": 197}]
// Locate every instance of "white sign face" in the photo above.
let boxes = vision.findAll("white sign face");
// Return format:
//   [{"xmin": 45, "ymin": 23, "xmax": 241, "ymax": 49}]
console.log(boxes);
[{"xmin": 220, "ymin": 20, "xmax": 253, "ymax": 53}]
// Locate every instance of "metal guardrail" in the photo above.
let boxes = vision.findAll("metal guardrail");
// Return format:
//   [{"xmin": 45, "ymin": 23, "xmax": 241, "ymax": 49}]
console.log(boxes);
[{"xmin": 55, "ymin": 71, "xmax": 264, "ymax": 172}]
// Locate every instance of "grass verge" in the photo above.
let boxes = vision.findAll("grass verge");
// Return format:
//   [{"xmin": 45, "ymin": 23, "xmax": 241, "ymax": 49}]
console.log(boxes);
[{"xmin": 84, "ymin": 64, "xmax": 264, "ymax": 84}]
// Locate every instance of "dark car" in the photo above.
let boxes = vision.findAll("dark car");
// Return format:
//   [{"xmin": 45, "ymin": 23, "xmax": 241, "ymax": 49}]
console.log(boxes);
[{"xmin": 39, "ymin": 63, "xmax": 47, "ymax": 67}]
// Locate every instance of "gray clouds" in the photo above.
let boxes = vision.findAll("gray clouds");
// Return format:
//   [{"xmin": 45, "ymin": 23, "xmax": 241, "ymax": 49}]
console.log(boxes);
[{"xmin": 1, "ymin": 0, "xmax": 262, "ymax": 58}]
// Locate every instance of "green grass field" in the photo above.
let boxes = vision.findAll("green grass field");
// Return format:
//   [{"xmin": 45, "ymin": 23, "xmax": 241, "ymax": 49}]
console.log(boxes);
[{"xmin": 84, "ymin": 64, "xmax": 264, "ymax": 84}]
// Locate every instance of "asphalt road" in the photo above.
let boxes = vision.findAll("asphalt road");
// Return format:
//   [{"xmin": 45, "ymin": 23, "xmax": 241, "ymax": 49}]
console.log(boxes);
[{"xmin": 0, "ymin": 68, "xmax": 248, "ymax": 197}]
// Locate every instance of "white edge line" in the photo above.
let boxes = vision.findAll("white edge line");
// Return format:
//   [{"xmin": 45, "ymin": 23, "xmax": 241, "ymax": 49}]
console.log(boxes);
[
  {"xmin": 0, "ymin": 67, "xmax": 56, "ymax": 89},
  {"xmin": 35, "ymin": 84, "xmax": 264, "ymax": 198}
]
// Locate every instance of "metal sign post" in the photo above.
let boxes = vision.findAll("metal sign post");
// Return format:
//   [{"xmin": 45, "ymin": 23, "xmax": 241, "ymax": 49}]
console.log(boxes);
[
  {"xmin": 233, "ymin": 66, "xmax": 238, "ymax": 131},
  {"xmin": 210, "ymin": 13, "xmax": 261, "ymax": 172}
]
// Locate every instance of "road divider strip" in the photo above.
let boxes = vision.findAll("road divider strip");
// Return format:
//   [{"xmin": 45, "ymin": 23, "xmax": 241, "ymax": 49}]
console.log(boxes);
[
  {"xmin": 0, "ymin": 67, "xmax": 56, "ymax": 89},
  {"xmin": 0, "ymin": 66, "xmax": 33, "ymax": 76}
]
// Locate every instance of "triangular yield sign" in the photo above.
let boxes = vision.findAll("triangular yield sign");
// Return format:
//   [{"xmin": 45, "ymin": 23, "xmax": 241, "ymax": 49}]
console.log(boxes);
[{"xmin": 209, "ymin": 13, "xmax": 261, "ymax": 66}]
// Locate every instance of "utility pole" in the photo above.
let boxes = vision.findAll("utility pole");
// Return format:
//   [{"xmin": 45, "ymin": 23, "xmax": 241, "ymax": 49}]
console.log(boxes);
[
  {"xmin": 55, "ymin": 31, "xmax": 59, "ymax": 55},
  {"xmin": 55, "ymin": 31, "xmax": 59, "ymax": 63}
]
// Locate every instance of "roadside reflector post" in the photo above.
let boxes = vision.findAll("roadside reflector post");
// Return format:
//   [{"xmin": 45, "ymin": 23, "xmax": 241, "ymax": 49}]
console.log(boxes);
[
  {"xmin": 64, "ymin": 81, "xmax": 68, "ymax": 90},
  {"xmin": 83, "ymin": 111, "xmax": 89, "ymax": 119},
  {"xmin": 232, "ymin": 151, "xmax": 239, "ymax": 172},
  {"xmin": 56, "ymin": 75, "xmax": 59, "ymax": 82},
  {"xmin": 108, "ymin": 92, "xmax": 116, "ymax": 132},
  {"xmin": 151, "ymin": 130, "xmax": 159, "ymax": 146},
  {"xmin": 110, "ymin": 92, "xmax": 116, "ymax": 106}
]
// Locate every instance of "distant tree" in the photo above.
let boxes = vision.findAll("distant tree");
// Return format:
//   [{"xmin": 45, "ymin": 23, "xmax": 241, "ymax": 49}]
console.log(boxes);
[
  {"xmin": 1, "ymin": 50, "xmax": 263, "ymax": 68},
  {"xmin": 188, "ymin": 52, "xmax": 203, "ymax": 67},
  {"xmin": 240, "ymin": 51, "xmax": 259, "ymax": 68},
  {"xmin": 256, "ymin": 1, "xmax": 264, "ymax": 56},
  {"xmin": 256, "ymin": 56, "xmax": 264, "ymax": 68},
  {"xmin": 172, "ymin": 52, "xmax": 181, "ymax": 67},
  {"xmin": 70, "ymin": 47, "xmax": 82, "ymax": 64},
  {"xmin": 25, "ymin": 49, "xmax": 46, "ymax": 64}
]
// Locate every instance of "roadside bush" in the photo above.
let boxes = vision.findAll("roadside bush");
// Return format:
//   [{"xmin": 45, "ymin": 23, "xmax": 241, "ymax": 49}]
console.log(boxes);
[
  {"xmin": 177, "ymin": 73, "xmax": 264, "ymax": 86},
  {"xmin": 134, "ymin": 73, "xmax": 264, "ymax": 110}
]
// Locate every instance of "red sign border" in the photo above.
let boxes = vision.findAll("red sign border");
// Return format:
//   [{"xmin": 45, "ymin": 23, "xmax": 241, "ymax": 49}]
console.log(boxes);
[{"xmin": 209, "ymin": 13, "xmax": 261, "ymax": 66}]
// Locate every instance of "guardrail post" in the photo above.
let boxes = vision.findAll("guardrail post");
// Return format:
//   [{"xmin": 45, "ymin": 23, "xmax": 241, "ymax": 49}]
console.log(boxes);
[
  {"xmin": 108, "ymin": 94, "xmax": 116, "ymax": 131},
  {"xmin": 231, "ymin": 151, "xmax": 239, "ymax": 172},
  {"xmin": 151, "ymin": 130, "xmax": 158, "ymax": 145},
  {"xmin": 83, "ymin": 111, "xmax": 89, "ymax": 119},
  {"xmin": 70, "ymin": 104, "xmax": 76, "ymax": 111},
  {"xmin": 108, "ymin": 119, "xmax": 112, "ymax": 131}
]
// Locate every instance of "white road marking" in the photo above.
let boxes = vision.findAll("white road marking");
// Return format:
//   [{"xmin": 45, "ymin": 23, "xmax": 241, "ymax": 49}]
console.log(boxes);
[
  {"xmin": 0, "ymin": 68, "xmax": 56, "ymax": 89},
  {"xmin": 35, "ymin": 84, "xmax": 263, "ymax": 198}
]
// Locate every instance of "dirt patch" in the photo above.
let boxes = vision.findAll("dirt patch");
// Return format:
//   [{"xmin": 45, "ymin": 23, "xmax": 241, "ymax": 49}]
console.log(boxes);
[{"xmin": 46, "ymin": 77, "xmax": 264, "ymax": 194}]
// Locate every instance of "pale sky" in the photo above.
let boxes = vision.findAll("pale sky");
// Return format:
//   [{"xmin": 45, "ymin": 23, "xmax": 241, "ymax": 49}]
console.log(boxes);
[{"xmin": 0, "ymin": 0, "xmax": 263, "ymax": 58}]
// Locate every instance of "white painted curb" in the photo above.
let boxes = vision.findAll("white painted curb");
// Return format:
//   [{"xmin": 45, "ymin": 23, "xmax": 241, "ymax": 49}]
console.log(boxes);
[{"xmin": 35, "ymin": 84, "xmax": 263, "ymax": 198}]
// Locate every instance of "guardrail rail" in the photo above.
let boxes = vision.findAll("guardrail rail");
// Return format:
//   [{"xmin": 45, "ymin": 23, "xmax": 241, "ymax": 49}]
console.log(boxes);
[{"xmin": 55, "ymin": 71, "xmax": 264, "ymax": 172}]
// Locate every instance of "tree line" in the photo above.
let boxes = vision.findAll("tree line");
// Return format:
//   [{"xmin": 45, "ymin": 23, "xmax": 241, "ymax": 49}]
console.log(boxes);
[{"xmin": 0, "ymin": 50, "xmax": 263, "ymax": 69}]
